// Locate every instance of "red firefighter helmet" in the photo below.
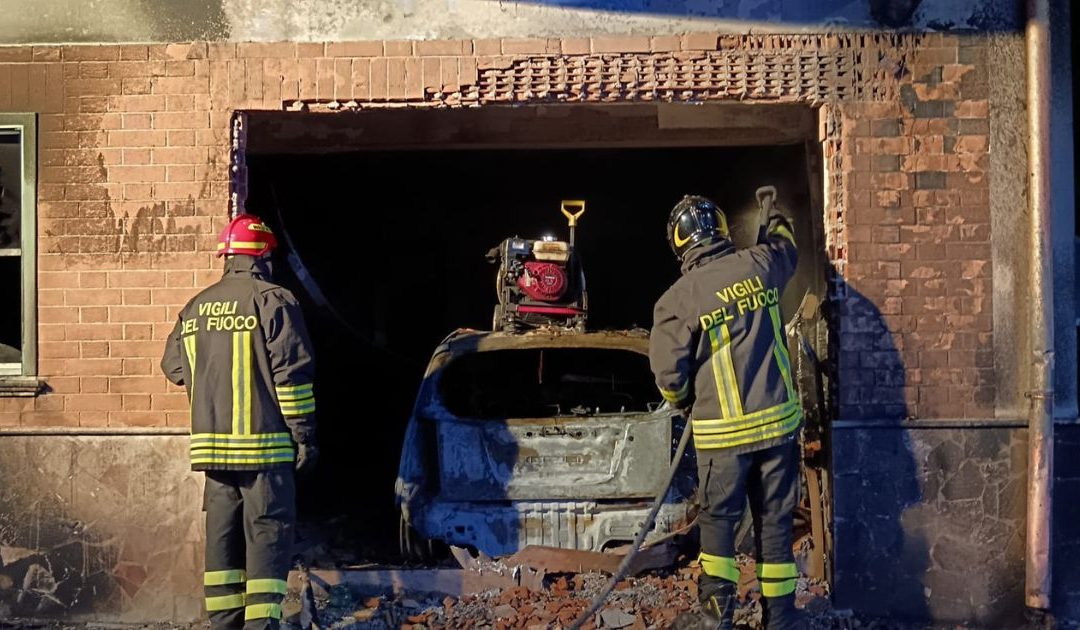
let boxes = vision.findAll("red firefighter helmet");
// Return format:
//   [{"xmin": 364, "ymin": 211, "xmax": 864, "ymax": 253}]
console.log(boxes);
[{"xmin": 216, "ymin": 214, "xmax": 277, "ymax": 257}]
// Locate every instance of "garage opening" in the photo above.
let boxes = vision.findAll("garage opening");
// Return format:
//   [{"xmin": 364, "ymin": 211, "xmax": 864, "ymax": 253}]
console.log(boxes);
[{"xmin": 242, "ymin": 103, "xmax": 830, "ymax": 566}]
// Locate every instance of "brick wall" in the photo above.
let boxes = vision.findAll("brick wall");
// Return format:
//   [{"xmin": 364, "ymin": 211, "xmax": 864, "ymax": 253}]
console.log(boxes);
[
  {"xmin": 0, "ymin": 32, "xmax": 994, "ymax": 427},
  {"xmin": 836, "ymin": 39, "xmax": 993, "ymax": 421}
]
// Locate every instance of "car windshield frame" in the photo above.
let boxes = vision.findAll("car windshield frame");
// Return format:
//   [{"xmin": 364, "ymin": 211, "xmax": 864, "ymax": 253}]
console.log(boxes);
[{"xmin": 422, "ymin": 330, "xmax": 665, "ymax": 421}]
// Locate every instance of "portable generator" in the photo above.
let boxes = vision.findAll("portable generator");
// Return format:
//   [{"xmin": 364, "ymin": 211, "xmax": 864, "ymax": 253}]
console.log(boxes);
[{"xmin": 487, "ymin": 200, "xmax": 588, "ymax": 332}]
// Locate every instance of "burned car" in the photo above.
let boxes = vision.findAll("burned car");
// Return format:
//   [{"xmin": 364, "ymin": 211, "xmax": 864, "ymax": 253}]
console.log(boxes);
[{"xmin": 394, "ymin": 328, "xmax": 696, "ymax": 557}]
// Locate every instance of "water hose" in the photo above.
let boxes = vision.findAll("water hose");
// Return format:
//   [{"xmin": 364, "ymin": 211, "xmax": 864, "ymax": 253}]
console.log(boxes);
[{"xmin": 568, "ymin": 413, "xmax": 694, "ymax": 629}]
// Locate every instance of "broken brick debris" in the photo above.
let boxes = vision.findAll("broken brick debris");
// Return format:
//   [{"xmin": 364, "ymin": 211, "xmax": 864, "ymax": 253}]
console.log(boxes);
[
  {"xmin": 283, "ymin": 557, "xmax": 838, "ymax": 629},
  {"xmin": 503, "ymin": 544, "xmax": 677, "ymax": 578},
  {"xmin": 279, "ymin": 536, "xmax": 848, "ymax": 629}
]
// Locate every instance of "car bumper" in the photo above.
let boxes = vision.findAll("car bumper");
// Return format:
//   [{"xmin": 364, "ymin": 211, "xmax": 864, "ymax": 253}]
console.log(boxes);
[{"xmin": 411, "ymin": 498, "xmax": 694, "ymax": 556}]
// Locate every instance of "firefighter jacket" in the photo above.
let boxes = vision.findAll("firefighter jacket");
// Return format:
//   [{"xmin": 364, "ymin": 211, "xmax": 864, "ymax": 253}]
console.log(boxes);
[
  {"xmin": 161, "ymin": 256, "xmax": 316, "ymax": 471},
  {"xmin": 649, "ymin": 213, "xmax": 799, "ymax": 454}
]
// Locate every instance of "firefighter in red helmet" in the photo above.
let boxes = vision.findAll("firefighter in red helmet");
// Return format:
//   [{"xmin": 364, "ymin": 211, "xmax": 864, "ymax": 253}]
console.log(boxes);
[{"xmin": 161, "ymin": 214, "xmax": 317, "ymax": 629}]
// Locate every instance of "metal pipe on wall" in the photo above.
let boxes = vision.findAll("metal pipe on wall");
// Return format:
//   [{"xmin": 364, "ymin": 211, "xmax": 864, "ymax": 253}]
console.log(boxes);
[{"xmin": 1025, "ymin": 0, "xmax": 1054, "ymax": 611}]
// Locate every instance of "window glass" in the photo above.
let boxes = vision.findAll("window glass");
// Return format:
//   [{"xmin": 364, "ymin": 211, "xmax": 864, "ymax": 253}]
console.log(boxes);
[{"xmin": 0, "ymin": 131, "xmax": 20, "ymax": 251}]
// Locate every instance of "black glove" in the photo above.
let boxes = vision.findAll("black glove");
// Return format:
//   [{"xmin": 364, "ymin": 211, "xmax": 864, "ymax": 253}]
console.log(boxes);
[
  {"xmin": 295, "ymin": 441, "xmax": 319, "ymax": 476},
  {"xmin": 674, "ymin": 395, "xmax": 693, "ymax": 419}
]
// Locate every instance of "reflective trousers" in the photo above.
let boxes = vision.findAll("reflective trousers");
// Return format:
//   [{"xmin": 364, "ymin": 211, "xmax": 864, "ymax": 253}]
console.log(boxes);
[
  {"xmin": 203, "ymin": 469, "xmax": 295, "ymax": 630},
  {"xmin": 696, "ymin": 438, "xmax": 801, "ymax": 630}
]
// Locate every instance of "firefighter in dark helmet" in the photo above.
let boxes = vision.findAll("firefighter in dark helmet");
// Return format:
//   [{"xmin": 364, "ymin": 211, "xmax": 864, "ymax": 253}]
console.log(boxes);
[
  {"xmin": 650, "ymin": 193, "xmax": 802, "ymax": 630},
  {"xmin": 161, "ymin": 214, "xmax": 317, "ymax": 629}
]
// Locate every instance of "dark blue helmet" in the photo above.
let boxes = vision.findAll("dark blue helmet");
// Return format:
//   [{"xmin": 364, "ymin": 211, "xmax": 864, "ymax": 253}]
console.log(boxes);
[{"xmin": 667, "ymin": 195, "xmax": 729, "ymax": 260}]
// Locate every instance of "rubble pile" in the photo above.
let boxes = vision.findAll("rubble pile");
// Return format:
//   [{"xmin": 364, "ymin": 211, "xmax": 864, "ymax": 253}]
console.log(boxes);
[
  {"xmin": 292, "ymin": 559, "xmax": 836, "ymax": 630},
  {"xmin": 418, "ymin": 572, "xmax": 697, "ymax": 628}
]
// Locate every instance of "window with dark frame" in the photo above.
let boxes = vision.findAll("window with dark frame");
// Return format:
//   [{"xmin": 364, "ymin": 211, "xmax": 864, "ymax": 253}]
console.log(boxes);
[{"xmin": 0, "ymin": 115, "xmax": 36, "ymax": 383}]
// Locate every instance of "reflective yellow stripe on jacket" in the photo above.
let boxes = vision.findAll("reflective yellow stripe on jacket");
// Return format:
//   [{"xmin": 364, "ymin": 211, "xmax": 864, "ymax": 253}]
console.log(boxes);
[
  {"xmin": 275, "ymin": 383, "xmax": 315, "ymax": 417},
  {"xmin": 659, "ymin": 380, "xmax": 689, "ymax": 405},
  {"xmin": 692, "ymin": 402, "xmax": 801, "ymax": 450},
  {"xmin": 768, "ymin": 305, "xmax": 797, "ymax": 403},
  {"xmin": 183, "ymin": 333, "xmax": 197, "ymax": 425},
  {"xmin": 232, "ymin": 331, "xmax": 252, "ymax": 435},
  {"xmin": 695, "ymin": 313, "xmax": 801, "ymax": 450},
  {"xmin": 708, "ymin": 324, "xmax": 742, "ymax": 419},
  {"xmin": 190, "ymin": 432, "xmax": 295, "ymax": 467}
]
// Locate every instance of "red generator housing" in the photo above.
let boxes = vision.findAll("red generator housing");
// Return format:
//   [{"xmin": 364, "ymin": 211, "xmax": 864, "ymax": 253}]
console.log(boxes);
[{"xmin": 488, "ymin": 237, "xmax": 587, "ymax": 332}]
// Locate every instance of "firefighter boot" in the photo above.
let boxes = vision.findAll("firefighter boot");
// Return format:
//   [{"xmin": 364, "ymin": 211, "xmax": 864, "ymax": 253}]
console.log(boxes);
[
  {"xmin": 761, "ymin": 593, "xmax": 805, "ymax": 630},
  {"xmin": 671, "ymin": 575, "xmax": 737, "ymax": 630},
  {"xmin": 701, "ymin": 576, "xmax": 737, "ymax": 629}
]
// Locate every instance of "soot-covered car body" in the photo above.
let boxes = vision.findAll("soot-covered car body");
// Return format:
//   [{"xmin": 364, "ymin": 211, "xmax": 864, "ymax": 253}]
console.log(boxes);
[{"xmin": 394, "ymin": 328, "xmax": 695, "ymax": 557}]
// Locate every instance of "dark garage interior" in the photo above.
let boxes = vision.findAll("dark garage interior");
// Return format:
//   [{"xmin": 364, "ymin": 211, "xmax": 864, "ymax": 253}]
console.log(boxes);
[{"xmin": 242, "ymin": 103, "xmax": 829, "ymax": 563}]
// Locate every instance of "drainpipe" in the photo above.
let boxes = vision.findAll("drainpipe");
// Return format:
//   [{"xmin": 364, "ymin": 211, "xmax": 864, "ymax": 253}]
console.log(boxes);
[{"xmin": 1025, "ymin": 0, "xmax": 1054, "ymax": 611}]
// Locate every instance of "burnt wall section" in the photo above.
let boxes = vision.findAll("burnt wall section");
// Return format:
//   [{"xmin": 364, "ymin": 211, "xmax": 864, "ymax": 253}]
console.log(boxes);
[
  {"xmin": 832, "ymin": 41, "xmax": 995, "ymax": 421},
  {"xmin": 0, "ymin": 434, "xmax": 203, "ymax": 621},
  {"xmin": 831, "ymin": 425, "xmax": 1027, "ymax": 625},
  {"xmin": 987, "ymin": 33, "xmax": 1029, "ymax": 420}
]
